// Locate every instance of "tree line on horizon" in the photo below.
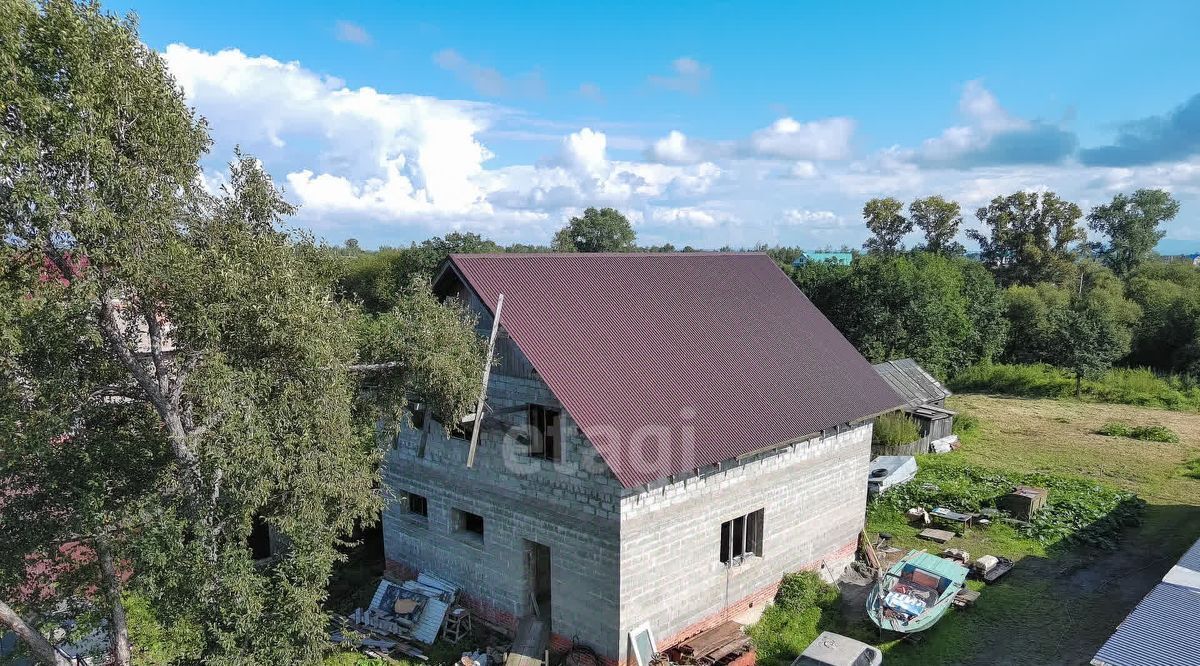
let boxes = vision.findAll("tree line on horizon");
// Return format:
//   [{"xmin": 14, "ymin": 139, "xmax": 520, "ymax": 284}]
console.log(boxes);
[{"xmin": 336, "ymin": 188, "xmax": 1197, "ymax": 389}]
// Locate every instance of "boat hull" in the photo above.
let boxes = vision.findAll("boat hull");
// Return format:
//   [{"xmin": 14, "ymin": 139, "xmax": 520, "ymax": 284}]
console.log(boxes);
[{"xmin": 866, "ymin": 550, "xmax": 969, "ymax": 634}]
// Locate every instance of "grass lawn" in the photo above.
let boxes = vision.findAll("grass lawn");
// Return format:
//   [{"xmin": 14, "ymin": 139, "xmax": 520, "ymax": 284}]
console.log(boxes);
[{"xmin": 856, "ymin": 394, "xmax": 1200, "ymax": 666}]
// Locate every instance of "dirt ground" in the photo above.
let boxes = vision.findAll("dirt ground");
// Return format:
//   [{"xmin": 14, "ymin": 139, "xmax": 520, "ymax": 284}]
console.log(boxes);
[{"xmin": 865, "ymin": 394, "xmax": 1200, "ymax": 666}]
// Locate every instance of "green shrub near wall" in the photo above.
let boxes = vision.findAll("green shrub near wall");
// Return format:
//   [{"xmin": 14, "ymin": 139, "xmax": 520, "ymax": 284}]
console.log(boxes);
[
  {"xmin": 748, "ymin": 572, "xmax": 841, "ymax": 666},
  {"xmin": 873, "ymin": 411, "xmax": 921, "ymax": 446}
]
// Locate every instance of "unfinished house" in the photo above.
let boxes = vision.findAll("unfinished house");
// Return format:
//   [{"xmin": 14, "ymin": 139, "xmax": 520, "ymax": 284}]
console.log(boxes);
[{"xmin": 381, "ymin": 253, "xmax": 902, "ymax": 665}]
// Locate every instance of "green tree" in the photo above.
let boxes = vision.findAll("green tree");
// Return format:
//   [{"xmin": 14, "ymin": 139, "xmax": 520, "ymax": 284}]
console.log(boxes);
[
  {"xmin": 338, "ymin": 231, "xmax": 502, "ymax": 312},
  {"xmin": 999, "ymin": 261, "xmax": 1138, "ymax": 371},
  {"xmin": 1087, "ymin": 189, "xmax": 1180, "ymax": 276},
  {"xmin": 862, "ymin": 197, "xmax": 912, "ymax": 255},
  {"xmin": 1, "ymin": 3, "xmax": 485, "ymax": 664},
  {"xmin": 1001, "ymin": 283, "xmax": 1071, "ymax": 363},
  {"xmin": 969, "ymin": 191, "xmax": 1086, "ymax": 286},
  {"xmin": 793, "ymin": 253, "xmax": 1006, "ymax": 377},
  {"xmin": 1124, "ymin": 261, "xmax": 1200, "ymax": 374},
  {"xmin": 1052, "ymin": 296, "xmax": 1134, "ymax": 398},
  {"xmin": 909, "ymin": 195, "xmax": 965, "ymax": 256},
  {"xmin": 551, "ymin": 207, "xmax": 636, "ymax": 252}
]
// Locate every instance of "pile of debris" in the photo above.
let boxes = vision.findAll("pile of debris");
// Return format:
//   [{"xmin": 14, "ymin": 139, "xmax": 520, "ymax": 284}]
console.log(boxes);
[
  {"xmin": 332, "ymin": 571, "xmax": 462, "ymax": 661},
  {"xmin": 664, "ymin": 621, "xmax": 752, "ymax": 666}
]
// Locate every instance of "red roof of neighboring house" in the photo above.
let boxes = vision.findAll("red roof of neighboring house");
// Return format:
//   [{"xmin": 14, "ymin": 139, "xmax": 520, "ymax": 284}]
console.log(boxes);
[{"xmin": 448, "ymin": 253, "xmax": 903, "ymax": 488}]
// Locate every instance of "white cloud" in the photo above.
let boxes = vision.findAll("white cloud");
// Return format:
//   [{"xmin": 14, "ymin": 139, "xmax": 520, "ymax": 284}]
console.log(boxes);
[
  {"xmin": 748, "ymin": 116, "xmax": 856, "ymax": 161},
  {"xmin": 781, "ymin": 209, "xmax": 844, "ymax": 228},
  {"xmin": 789, "ymin": 161, "xmax": 819, "ymax": 179},
  {"xmin": 922, "ymin": 80, "xmax": 1028, "ymax": 160},
  {"xmin": 432, "ymin": 48, "xmax": 545, "ymax": 98},
  {"xmin": 560, "ymin": 127, "xmax": 609, "ymax": 174},
  {"xmin": 648, "ymin": 130, "xmax": 703, "ymax": 164},
  {"xmin": 649, "ymin": 206, "xmax": 739, "ymax": 228},
  {"xmin": 916, "ymin": 80, "xmax": 1076, "ymax": 167},
  {"xmin": 488, "ymin": 128, "xmax": 723, "ymax": 212},
  {"xmin": 164, "ymin": 44, "xmax": 517, "ymax": 227},
  {"xmin": 334, "ymin": 20, "xmax": 372, "ymax": 46},
  {"xmin": 161, "ymin": 46, "xmax": 1200, "ymax": 249},
  {"xmin": 648, "ymin": 57, "xmax": 711, "ymax": 95},
  {"xmin": 645, "ymin": 116, "xmax": 856, "ymax": 165}
]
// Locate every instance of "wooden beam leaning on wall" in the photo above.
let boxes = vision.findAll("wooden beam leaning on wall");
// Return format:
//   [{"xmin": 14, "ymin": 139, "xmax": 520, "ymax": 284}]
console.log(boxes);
[{"xmin": 467, "ymin": 293, "xmax": 504, "ymax": 468}]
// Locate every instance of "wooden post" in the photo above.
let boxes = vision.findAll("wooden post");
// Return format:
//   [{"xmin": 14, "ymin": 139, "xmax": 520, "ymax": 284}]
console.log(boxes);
[
  {"xmin": 467, "ymin": 293, "xmax": 504, "ymax": 468},
  {"xmin": 416, "ymin": 407, "xmax": 431, "ymax": 459}
]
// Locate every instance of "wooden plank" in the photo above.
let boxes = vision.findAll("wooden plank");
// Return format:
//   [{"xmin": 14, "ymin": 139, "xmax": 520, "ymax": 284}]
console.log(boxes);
[
  {"xmin": 508, "ymin": 614, "xmax": 548, "ymax": 666},
  {"xmin": 860, "ymin": 528, "xmax": 881, "ymax": 570},
  {"xmin": 983, "ymin": 558, "xmax": 1014, "ymax": 583},
  {"xmin": 701, "ymin": 636, "xmax": 751, "ymax": 665},
  {"xmin": 466, "ymin": 293, "xmax": 504, "ymax": 468},
  {"xmin": 680, "ymin": 621, "xmax": 744, "ymax": 658},
  {"xmin": 918, "ymin": 528, "xmax": 956, "ymax": 544},
  {"xmin": 416, "ymin": 408, "xmax": 431, "ymax": 458}
]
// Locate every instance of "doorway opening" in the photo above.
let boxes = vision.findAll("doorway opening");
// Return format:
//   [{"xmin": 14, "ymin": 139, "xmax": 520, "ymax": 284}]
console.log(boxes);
[{"xmin": 524, "ymin": 539, "xmax": 552, "ymax": 624}]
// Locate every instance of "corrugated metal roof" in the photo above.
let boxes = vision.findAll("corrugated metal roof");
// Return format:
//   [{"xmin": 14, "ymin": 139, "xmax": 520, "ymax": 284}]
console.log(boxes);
[
  {"xmin": 449, "ymin": 253, "xmax": 904, "ymax": 488},
  {"xmin": 873, "ymin": 358, "xmax": 951, "ymax": 407},
  {"xmin": 1091, "ymin": 583, "xmax": 1200, "ymax": 666},
  {"xmin": 1092, "ymin": 537, "xmax": 1200, "ymax": 666},
  {"xmin": 1177, "ymin": 537, "xmax": 1200, "ymax": 576}
]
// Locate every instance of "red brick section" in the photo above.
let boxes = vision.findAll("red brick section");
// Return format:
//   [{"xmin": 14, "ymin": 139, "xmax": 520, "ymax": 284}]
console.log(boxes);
[
  {"xmin": 385, "ymin": 559, "xmax": 620, "ymax": 666},
  {"xmin": 725, "ymin": 649, "xmax": 757, "ymax": 666},
  {"xmin": 388, "ymin": 537, "xmax": 856, "ymax": 666},
  {"xmin": 648, "ymin": 539, "xmax": 858, "ymax": 666}
]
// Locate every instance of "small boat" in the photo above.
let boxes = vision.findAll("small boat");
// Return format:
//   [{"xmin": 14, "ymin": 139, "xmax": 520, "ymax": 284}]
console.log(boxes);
[{"xmin": 866, "ymin": 550, "xmax": 969, "ymax": 633}]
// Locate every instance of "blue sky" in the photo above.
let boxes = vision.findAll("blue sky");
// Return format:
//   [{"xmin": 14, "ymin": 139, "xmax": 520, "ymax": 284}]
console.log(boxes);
[{"xmin": 111, "ymin": 0, "xmax": 1200, "ymax": 250}]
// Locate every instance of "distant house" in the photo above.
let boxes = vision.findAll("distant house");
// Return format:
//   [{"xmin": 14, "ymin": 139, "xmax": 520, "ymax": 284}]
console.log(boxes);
[
  {"xmin": 871, "ymin": 359, "xmax": 955, "ymax": 454},
  {"xmin": 1092, "ymin": 536, "xmax": 1200, "ymax": 666},
  {"xmin": 382, "ymin": 253, "xmax": 902, "ymax": 664},
  {"xmin": 791, "ymin": 251, "xmax": 853, "ymax": 267}
]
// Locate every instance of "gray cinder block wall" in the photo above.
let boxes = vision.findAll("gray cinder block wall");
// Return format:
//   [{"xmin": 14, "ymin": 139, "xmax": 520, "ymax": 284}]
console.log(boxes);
[
  {"xmin": 615, "ymin": 423, "xmax": 871, "ymax": 664},
  {"xmin": 383, "ymin": 366, "xmax": 872, "ymax": 664},
  {"xmin": 382, "ymin": 370, "xmax": 625, "ymax": 656}
]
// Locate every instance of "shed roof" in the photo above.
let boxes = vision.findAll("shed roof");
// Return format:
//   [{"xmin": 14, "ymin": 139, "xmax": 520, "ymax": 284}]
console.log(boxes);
[
  {"xmin": 872, "ymin": 358, "xmax": 951, "ymax": 407},
  {"xmin": 447, "ymin": 252, "xmax": 903, "ymax": 488},
  {"xmin": 1092, "ymin": 537, "xmax": 1200, "ymax": 666}
]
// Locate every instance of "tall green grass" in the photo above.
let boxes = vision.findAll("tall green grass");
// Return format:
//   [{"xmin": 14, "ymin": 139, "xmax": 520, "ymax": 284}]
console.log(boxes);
[
  {"xmin": 873, "ymin": 411, "xmax": 921, "ymax": 446},
  {"xmin": 1097, "ymin": 422, "xmax": 1180, "ymax": 443},
  {"xmin": 949, "ymin": 363, "xmax": 1200, "ymax": 411}
]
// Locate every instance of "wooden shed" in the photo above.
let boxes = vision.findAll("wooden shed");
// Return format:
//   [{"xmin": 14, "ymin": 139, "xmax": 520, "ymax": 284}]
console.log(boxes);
[{"xmin": 872, "ymin": 359, "xmax": 955, "ymax": 454}]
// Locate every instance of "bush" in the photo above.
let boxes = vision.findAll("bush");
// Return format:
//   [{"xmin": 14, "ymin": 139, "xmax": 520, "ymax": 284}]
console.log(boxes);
[
  {"xmin": 1098, "ymin": 422, "xmax": 1180, "ymax": 443},
  {"xmin": 869, "ymin": 458, "xmax": 1145, "ymax": 550},
  {"xmin": 949, "ymin": 363, "xmax": 1200, "ymax": 411},
  {"xmin": 952, "ymin": 412, "xmax": 980, "ymax": 439},
  {"xmin": 748, "ymin": 572, "xmax": 840, "ymax": 666},
  {"xmin": 1183, "ymin": 458, "xmax": 1200, "ymax": 480},
  {"xmin": 873, "ymin": 411, "xmax": 920, "ymax": 447}
]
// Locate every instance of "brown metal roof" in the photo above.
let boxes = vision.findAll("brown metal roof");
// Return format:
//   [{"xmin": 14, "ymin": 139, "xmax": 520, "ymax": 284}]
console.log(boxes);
[{"xmin": 449, "ymin": 252, "xmax": 904, "ymax": 488}]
